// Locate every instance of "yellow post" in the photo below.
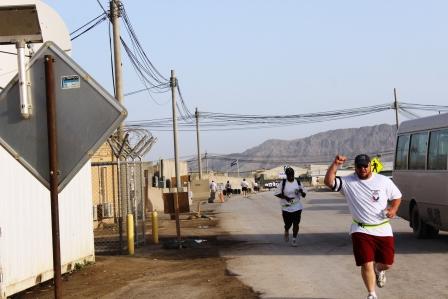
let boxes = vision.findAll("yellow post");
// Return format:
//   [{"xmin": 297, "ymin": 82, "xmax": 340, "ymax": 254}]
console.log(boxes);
[
  {"xmin": 151, "ymin": 210, "xmax": 159, "ymax": 244},
  {"xmin": 127, "ymin": 213, "xmax": 134, "ymax": 255}
]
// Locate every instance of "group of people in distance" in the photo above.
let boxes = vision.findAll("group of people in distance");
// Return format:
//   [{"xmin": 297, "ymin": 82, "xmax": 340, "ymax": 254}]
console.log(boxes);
[
  {"xmin": 209, "ymin": 178, "xmax": 256, "ymax": 202},
  {"xmin": 208, "ymin": 154, "xmax": 401, "ymax": 299}
]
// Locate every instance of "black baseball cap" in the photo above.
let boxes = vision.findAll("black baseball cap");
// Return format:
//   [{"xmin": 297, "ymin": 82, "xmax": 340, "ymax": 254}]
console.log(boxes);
[{"xmin": 354, "ymin": 154, "xmax": 371, "ymax": 167}]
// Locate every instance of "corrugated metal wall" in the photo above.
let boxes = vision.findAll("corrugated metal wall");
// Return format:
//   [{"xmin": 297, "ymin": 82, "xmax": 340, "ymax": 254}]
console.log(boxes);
[{"xmin": 0, "ymin": 146, "xmax": 94, "ymax": 297}]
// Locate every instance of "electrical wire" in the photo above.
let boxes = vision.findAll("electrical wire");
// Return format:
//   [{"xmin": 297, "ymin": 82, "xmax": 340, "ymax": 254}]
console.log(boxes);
[
  {"xmin": 185, "ymin": 150, "xmax": 395, "ymax": 172},
  {"xmin": 70, "ymin": 14, "xmax": 108, "ymax": 41},
  {"xmin": 108, "ymin": 19, "xmax": 116, "ymax": 92},
  {"xmin": 70, "ymin": 13, "xmax": 106, "ymax": 36},
  {"xmin": 126, "ymin": 102, "xmax": 448, "ymax": 132}
]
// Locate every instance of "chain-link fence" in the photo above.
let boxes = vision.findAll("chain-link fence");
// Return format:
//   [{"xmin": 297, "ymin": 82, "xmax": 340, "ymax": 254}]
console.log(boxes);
[
  {"xmin": 92, "ymin": 128, "xmax": 156, "ymax": 254},
  {"xmin": 92, "ymin": 160, "xmax": 146, "ymax": 254}
]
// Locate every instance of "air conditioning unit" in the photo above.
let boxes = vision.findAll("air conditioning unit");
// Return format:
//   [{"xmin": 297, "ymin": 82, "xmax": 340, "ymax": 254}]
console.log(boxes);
[
  {"xmin": 102, "ymin": 202, "xmax": 114, "ymax": 218},
  {"xmin": 92, "ymin": 205, "xmax": 98, "ymax": 221}
]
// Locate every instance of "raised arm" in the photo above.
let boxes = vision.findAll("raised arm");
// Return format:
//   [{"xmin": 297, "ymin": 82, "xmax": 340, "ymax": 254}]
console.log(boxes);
[{"xmin": 324, "ymin": 155, "xmax": 347, "ymax": 189}]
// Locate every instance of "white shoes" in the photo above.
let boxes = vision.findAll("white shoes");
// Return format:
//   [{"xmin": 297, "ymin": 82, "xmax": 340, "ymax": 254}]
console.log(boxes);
[
  {"xmin": 375, "ymin": 265, "xmax": 387, "ymax": 288},
  {"xmin": 291, "ymin": 238, "xmax": 298, "ymax": 247},
  {"xmin": 366, "ymin": 294, "xmax": 377, "ymax": 299}
]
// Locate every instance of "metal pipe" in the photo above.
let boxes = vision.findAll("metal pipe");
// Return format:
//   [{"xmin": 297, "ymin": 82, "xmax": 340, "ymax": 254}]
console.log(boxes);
[
  {"xmin": 138, "ymin": 156, "xmax": 146, "ymax": 245},
  {"xmin": 45, "ymin": 55, "xmax": 62, "ymax": 299},
  {"xmin": 131, "ymin": 159, "xmax": 138, "ymax": 246},
  {"xmin": 151, "ymin": 210, "xmax": 159, "ymax": 244},
  {"xmin": 127, "ymin": 213, "xmax": 134, "ymax": 255},
  {"xmin": 17, "ymin": 40, "xmax": 30, "ymax": 119}
]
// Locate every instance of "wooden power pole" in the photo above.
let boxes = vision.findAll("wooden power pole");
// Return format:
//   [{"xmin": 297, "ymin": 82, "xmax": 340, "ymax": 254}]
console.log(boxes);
[
  {"xmin": 394, "ymin": 88, "xmax": 399, "ymax": 130},
  {"xmin": 195, "ymin": 108, "xmax": 203, "ymax": 179}
]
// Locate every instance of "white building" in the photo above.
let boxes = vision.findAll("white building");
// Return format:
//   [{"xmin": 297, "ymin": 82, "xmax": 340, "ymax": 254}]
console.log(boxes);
[{"xmin": 0, "ymin": 1, "xmax": 94, "ymax": 297}]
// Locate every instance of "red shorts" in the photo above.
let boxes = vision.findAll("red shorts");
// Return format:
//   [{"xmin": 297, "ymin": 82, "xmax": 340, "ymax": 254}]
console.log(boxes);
[{"xmin": 351, "ymin": 232, "xmax": 395, "ymax": 266}]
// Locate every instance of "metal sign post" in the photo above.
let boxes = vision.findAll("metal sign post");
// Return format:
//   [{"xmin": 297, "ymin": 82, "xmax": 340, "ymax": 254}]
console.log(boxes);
[{"xmin": 45, "ymin": 54, "xmax": 62, "ymax": 298}]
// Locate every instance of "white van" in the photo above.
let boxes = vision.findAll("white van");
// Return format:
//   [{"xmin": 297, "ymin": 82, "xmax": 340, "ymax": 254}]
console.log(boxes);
[{"xmin": 393, "ymin": 112, "xmax": 448, "ymax": 238}]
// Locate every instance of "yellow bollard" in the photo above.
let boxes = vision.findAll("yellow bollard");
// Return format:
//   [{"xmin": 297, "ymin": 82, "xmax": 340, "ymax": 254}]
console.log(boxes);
[
  {"xmin": 151, "ymin": 210, "xmax": 159, "ymax": 244},
  {"xmin": 127, "ymin": 213, "xmax": 134, "ymax": 255}
]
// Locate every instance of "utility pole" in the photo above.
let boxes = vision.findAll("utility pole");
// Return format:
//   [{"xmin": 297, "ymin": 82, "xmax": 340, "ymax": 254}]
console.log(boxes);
[
  {"xmin": 110, "ymin": 0, "xmax": 129, "ymax": 254},
  {"xmin": 195, "ymin": 108, "xmax": 203, "ymax": 179},
  {"xmin": 237, "ymin": 160, "xmax": 240, "ymax": 177},
  {"xmin": 394, "ymin": 88, "xmax": 399, "ymax": 130},
  {"xmin": 205, "ymin": 152, "xmax": 208, "ymax": 174},
  {"xmin": 170, "ymin": 70, "xmax": 182, "ymax": 244},
  {"xmin": 111, "ymin": 0, "xmax": 124, "ymax": 132}
]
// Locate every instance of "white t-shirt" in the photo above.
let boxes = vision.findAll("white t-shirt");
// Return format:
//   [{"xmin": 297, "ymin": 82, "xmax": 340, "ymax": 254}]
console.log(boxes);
[
  {"xmin": 210, "ymin": 182, "xmax": 217, "ymax": 192},
  {"xmin": 274, "ymin": 179, "xmax": 307, "ymax": 212},
  {"xmin": 333, "ymin": 173, "xmax": 402, "ymax": 236},
  {"xmin": 241, "ymin": 181, "xmax": 249, "ymax": 188}
]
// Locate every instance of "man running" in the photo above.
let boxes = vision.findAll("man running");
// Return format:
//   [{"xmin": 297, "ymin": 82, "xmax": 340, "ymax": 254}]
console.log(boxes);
[
  {"xmin": 225, "ymin": 180, "xmax": 232, "ymax": 198},
  {"xmin": 241, "ymin": 178, "xmax": 249, "ymax": 197},
  {"xmin": 274, "ymin": 167, "xmax": 307, "ymax": 247},
  {"xmin": 324, "ymin": 154, "xmax": 402, "ymax": 299}
]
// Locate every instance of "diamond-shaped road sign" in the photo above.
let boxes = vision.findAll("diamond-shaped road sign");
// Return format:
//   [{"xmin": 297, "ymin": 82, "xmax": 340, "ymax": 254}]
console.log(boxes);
[
  {"xmin": 0, "ymin": 41, "xmax": 127, "ymax": 192},
  {"xmin": 370, "ymin": 157, "xmax": 383, "ymax": 173}
]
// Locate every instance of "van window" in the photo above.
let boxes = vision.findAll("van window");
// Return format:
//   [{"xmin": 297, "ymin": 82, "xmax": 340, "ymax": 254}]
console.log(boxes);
[
  {"xmin": 428, "ymin": 129, "xmax": 448, "ymax": 170},
  {"xmin": 409, "ymin": 132, "xmax": 428, "ymax": 170},
  {"xmin": 395, "ymin": 135, "xmax": 410, "ymax": 170}
]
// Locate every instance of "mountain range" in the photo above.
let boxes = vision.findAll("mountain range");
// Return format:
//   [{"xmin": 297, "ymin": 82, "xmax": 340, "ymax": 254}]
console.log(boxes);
[{"xmin": 198, "ymin": 124, "xmax": 397, "ymax": 172}]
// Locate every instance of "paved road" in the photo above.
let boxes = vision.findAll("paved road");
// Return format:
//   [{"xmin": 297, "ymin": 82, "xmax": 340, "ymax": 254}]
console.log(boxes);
[{"xmin": 218, "ymin": 191, "xmax": 448, "ymax": 299}]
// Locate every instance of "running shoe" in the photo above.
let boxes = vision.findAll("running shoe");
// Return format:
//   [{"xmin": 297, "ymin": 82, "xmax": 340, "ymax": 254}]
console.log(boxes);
[
  {"xmin": 366, "ymin": 295, "xmax": 377, "ymax": 299},
  {"xmin": 284, "ymin": 231, "xmax": 289, "ymax": 242},
  {"xmin": 291, "ymin": 238, "xmax": 298, "ymax": 247},
  {"xmin": 375, "ymin": 266, "xmax": 386, "ymax": 288}
]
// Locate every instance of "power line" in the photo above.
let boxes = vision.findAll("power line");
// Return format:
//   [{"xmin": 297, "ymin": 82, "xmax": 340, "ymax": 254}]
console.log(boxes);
[
  {"xmin": 187, "ymin": 150, "xmax": 395, "ymax": 165},
  {"xmin": 125, "ymin": 102, "xmax": 448, "ymax": 132},
  {"xmin": 70, "ymin": 13, "xmax": 108, "ymax": 41}
]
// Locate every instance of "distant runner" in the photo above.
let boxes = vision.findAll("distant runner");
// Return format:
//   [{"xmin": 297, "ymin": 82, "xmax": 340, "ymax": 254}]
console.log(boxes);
[
  {"xmin": 324, "ymin": 154, "xmax": 402, "ymax": 299},
  {"xmin": 209, "ymin": 180, "xmax": 217, "ymax": 203},
  {"xmin": 274, "ymin": 167, "xmax": 307, "ymax": 247},
  {"xmin": 241, "ymin": 178, "xmax": 249, "ymax": 197},
  {"xmin": 225, "ymin": 180, "xmax": 232, "ymax": 198}
]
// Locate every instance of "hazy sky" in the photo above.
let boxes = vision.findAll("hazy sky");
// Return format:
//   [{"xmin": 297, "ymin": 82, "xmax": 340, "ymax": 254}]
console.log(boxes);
[{"xmin": 41, "ymin": 0, "xmax": 448, "ymax": 161}]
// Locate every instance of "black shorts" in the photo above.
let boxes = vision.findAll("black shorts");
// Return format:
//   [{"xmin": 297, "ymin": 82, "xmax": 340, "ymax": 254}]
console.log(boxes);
[{"xmin": 242, "ymin": 187, "xmax": 248, "ymax": 192}]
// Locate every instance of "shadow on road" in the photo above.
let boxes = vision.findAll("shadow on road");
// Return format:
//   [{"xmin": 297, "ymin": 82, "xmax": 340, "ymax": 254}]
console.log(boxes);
[{"xmin": 218, "ymin": 231, "xmax": 448, "ymax": 256}]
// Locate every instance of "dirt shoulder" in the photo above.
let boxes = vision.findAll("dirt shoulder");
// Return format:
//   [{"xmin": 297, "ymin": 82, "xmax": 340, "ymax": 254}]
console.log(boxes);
[{"xmin": 13, "ymin": 206, "xmax": 259, "ymax": 299}]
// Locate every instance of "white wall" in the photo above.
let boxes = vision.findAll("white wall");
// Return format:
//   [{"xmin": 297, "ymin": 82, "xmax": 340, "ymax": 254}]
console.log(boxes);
[{"xmin": 0, "ymin": 147, "xmax": 94, "ymax": 298}]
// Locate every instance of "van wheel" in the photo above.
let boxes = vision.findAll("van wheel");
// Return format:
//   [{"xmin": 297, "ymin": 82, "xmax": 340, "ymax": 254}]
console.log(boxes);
[
  {"xmin": 411, "ymin": 206, "xmax": 439, "ymax": 238},
  {"xmin": 411, "ymin": 206, "xmax": 427, "ymax": 239},
  {"xmin": 426, "ymin": 225, "xmax": 439, "ymax": 238}
]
